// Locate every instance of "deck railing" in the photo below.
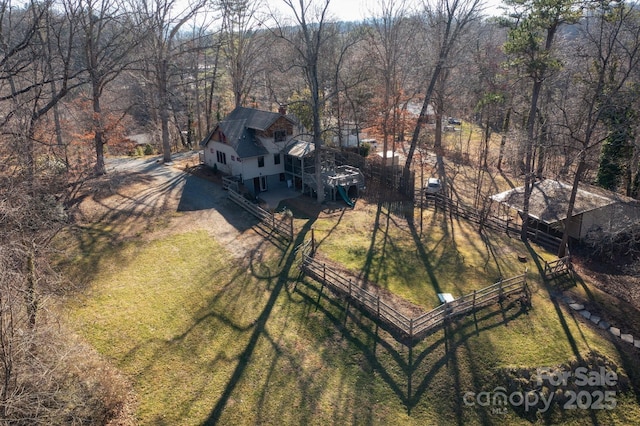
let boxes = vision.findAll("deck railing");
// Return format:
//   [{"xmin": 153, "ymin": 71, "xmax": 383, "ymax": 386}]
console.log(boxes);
[{"xmin": 228, "ymin": 189, "xmax": 293, "ymax": 240}]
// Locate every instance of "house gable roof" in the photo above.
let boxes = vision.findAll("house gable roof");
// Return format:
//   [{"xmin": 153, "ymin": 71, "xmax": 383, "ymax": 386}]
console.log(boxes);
[
  {"xmin": 200, "ymin": 107, "xmax": 295, "ymax": 158},
  {"xmin": 225, "ymin": 106, "xmax": 283, "ymax": 130}
]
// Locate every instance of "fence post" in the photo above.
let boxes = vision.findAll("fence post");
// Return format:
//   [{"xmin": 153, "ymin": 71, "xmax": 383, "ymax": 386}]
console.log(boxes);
[
  {"xmin": 323, "ymin": 263, "xmax": 326, "ymax": 284},
  {"xmin": 410, "ymin": 318, "xmax": 414, "ymax": 340},
  {"xmin": 377, "ymin": 295, "xmax": 381, "ymax": 318},
  {"xmin": 472, "ymin": 290, "xmax": 476, "ymax": 310},
  {"xmin": 290, "ymin": 216, "xmax": 294, "ymax": 239},
  {"xmin": 311, "ymin": 228, "xmax": 315, "ymax": 255},
  {"xmin": 349, "ymin": 279, "xmax": 352, "ymax": 297}
]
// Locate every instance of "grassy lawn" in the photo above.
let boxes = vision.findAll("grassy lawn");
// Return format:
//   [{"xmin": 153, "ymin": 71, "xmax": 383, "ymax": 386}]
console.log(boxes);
[
  {"xmin": 311, "ymin": 203, "xmax": 538, "ymax": 310},
  {"xmin": 63, "ymin": 198, "xmax": 640, "ymax": 425}
]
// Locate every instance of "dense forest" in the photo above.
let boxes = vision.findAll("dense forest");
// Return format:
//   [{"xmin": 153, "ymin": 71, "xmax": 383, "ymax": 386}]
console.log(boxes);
[{"xmin": 1, "ymin": 0, "xmax": 640, "ymax": 422}]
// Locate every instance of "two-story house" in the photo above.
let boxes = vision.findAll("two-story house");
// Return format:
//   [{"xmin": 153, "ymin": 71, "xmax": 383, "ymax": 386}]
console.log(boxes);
[{"xmin": 200, "ymin": 106, "xmax": 304, "ymax": 195}]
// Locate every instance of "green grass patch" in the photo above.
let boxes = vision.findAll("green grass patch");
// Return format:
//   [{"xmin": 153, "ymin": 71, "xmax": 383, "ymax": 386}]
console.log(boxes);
[
  {"xmin": 64, "ymin": 210, "xmax": 640, "ymax": 425},
  {"xmin": 314, "ymin": 204, "xmax": 532, "ymax": 310}
]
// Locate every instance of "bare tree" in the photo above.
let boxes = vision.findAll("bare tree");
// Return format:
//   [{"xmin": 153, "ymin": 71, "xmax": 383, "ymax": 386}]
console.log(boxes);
[
  {"xmin": 78, "ymin": 0, "xmax": 145, "ymax": 175},
  {"xmin": 136, "ymin": 0, "xmax": 207, "ymax": 164},
  {"xmin": 555, "ymin": 2, "xmax": 640, "ymax": 257},
  {"xmin": 271, "ymin": 0, "xmax": 334, "ymax": 203},
  {"xmin": 403, "ymin": 0, "xmax": 482, "ymax": 182},
  {"xmin": 220, "ymin": 0, "xmax": 267, "ymax": 108},
  {"xmin": 367, "ymin": 0, "xmax": 419, "ymax": 162}
]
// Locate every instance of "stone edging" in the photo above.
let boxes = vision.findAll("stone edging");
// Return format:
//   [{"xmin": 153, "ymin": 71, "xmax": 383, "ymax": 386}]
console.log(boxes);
[{"xmin": 558, "ymin": 295, "xmax": 640, "ymax": 349}]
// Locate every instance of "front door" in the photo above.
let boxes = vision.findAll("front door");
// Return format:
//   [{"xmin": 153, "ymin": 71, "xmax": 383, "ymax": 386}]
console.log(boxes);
[{"xmin": 253, "ymin": 176, "xmax": 268, "ymax": 193}]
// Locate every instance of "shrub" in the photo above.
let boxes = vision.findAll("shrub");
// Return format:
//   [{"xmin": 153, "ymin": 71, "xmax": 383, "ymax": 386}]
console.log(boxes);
[{"xmin": 131, "ymin": 145, "xmax": 144, "ymax": 157}]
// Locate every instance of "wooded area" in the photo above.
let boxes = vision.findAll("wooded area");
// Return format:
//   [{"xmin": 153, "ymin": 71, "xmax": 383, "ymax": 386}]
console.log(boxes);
[{"xmin": 2, "ymin": 0, "xmax": 640, "ymax": 422}]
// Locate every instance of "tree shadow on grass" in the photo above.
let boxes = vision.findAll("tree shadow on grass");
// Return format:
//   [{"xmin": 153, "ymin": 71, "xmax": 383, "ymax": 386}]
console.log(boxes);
[
  {"xmin": 360, "ymin": 200, "xmax": 389, "ymax": 286},
  {"xmin": 524, "ymin": 242, "xmax": 583, "ymax": 362},
  {"xmin": 203, "ymin": 215, "xmax": 318, "ymax": 425},
  {"xmin": 292, "ymin": 267, "xmax": 529, "ymax": 420}
]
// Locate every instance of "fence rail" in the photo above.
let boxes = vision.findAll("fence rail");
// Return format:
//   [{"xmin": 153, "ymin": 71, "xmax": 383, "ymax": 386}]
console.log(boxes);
[
  {"xmin": 300, "ymin": 247, "xmax": 529, "ymax": 342},
  {"xmin": 527, "ymin": 228, "xmax": 562, "ymax": 252},
  {"xmin": 423, "ymin": 194, "xmax": 565, "ymax": 250},
  {"xmin": 222, "ymin": 176, "xmax": 240, "ymax": 191},
  {"xmin": 421, "ymin": 193, "xmax": 518, "ymax": 234},
  {"xmin": 228, "ymin": 189, "xmax": 293, "ymax": 240},
  {"xmin": 543, "ymin": 256, "xmax": 573, "ymax": 280}
]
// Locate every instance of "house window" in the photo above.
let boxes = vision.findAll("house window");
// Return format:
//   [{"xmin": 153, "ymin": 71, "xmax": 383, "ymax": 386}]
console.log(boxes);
[
  {"xmin": 274, "ymin": 154, "xmax": 281, "ymax": 165},
  {"xmin": 216, "ymin": 151, "xmax": 227, "ymax": 164},
  {"xmin": 274, "ymin": 129, "xmax": 287, "ymax": 142},
  {"xmin": 258, "ymin": 156, "xmax": 264, "ymax": 167}
]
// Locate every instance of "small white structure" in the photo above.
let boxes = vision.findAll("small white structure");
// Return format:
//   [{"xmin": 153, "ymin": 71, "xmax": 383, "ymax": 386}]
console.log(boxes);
[
  {"xmin": 376, "ymin": 150, "xmax": 403, "ymax": 168},
  {"xmin": 437, "ymin": 293, "xmax": 455, "ymax": 303},
  {"xmin": 332, "ymin": 122, "xmax": 365, "ymax": 148}
]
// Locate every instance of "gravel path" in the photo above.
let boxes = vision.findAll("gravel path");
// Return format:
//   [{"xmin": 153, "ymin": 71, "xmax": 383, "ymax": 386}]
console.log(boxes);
[{"xmin": 82, "ymin": 153, "xmax": 265, "ymax": 259}]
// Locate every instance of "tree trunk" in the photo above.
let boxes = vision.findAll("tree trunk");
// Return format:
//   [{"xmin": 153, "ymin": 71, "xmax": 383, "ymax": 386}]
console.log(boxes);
[
  {"xmin": 497, "ymin": 108, "xmax": 511, "ymax": 170},
  {"xmin": 93, "ymin": 83, "xmax": 106, "ymax": 175},
  {"xmin": 206, "ymin": 45, "xmax": 221, "ymax": 133},
  {"xmin": 558, "ymin": 158, "xmax": 586, "ymax": 257},
  {"xmin": 404, "ymin": 61, "xmax": 442, "ymax": 176},
  {"xmin": 159, "ymin": 58, "xmax": 172, "ymax": 163},
  {"xmin": 26, "ymin": 252, "xmax": 37, "ymax": 328},
  {"xmin": 520, "ymin": 78, "xmax": 543, "ymax": 241},
  {"xmin": 313, "ymin": 90, "xmax": 324, "ymax": 203}
]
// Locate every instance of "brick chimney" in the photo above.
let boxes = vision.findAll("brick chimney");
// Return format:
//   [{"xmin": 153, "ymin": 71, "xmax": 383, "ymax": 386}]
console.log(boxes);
[{"xmin": 278, "ymin": 104, "xmax": 287, "ymax": 115}]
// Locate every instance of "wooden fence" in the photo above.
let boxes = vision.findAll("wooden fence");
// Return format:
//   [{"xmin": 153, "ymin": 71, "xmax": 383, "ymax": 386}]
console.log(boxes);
[
  {"xmin": 421, "ymin": 194, "xmax": 566, "ymax": 252},
  {"xmin": 422, "ymin": 193, "xmax": 520, "ymax": 235},
  {"xmin": 543, "ymin": 256, "xmax": 573, "ymax": 280},
  {"xmin": 299, "ymin": 242, "xmax": 529, "ymax": 342},
  {"xmin": 526, "ymin": 228, "xmax": 562, "ymax": 253},
  {"xmin": 228, "ymin": 189, "xmax": 294, "ymax": 240},
  {"xmin": 222, "ymin": 176, "xmax": 240, "ymax": 191}
]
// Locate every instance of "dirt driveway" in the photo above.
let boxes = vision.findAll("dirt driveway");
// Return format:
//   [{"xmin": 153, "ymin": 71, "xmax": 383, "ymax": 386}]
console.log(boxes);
[{"xmin": 78, "ymin": 152, "xmax": 266, "ymax": 259}]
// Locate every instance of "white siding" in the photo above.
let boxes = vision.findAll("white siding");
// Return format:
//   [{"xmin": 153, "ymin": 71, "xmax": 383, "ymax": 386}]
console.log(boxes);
[
  {"xmin": 203, "ymin": 142, "xmax": 241, "ymax": 176},
  {"xmin": 241, "ymin": 154, "xmax": 285, "ymax": 180}
]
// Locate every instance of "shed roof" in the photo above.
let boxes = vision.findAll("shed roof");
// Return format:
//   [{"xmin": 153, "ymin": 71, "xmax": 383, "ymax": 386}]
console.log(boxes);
[{"xmin": 490, "ymin": 179, "xmax": 637, "ymax": 224}]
